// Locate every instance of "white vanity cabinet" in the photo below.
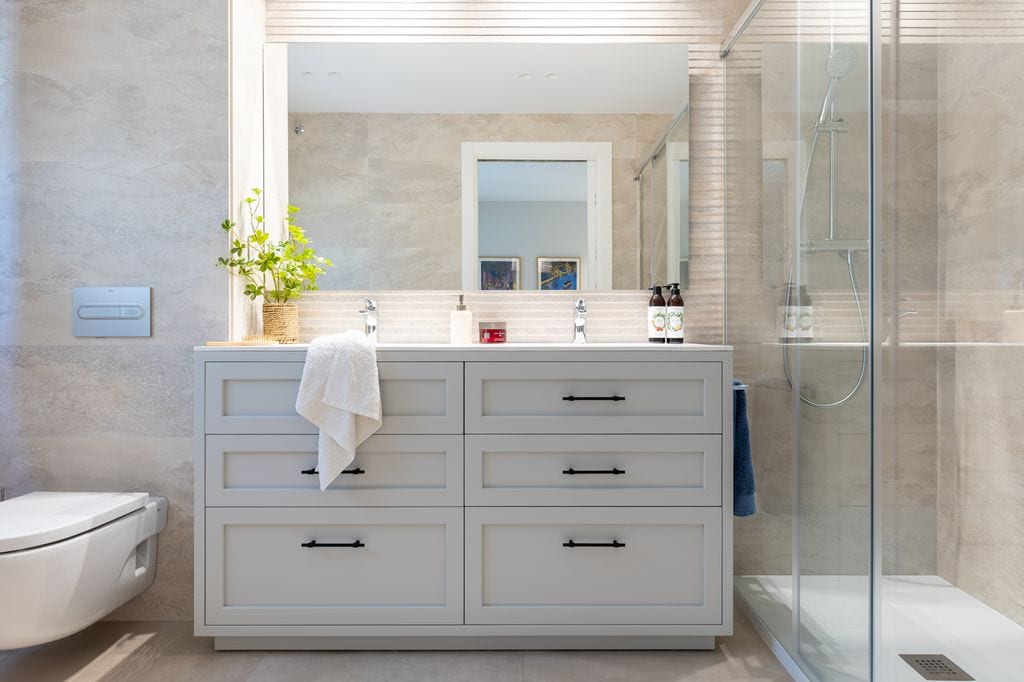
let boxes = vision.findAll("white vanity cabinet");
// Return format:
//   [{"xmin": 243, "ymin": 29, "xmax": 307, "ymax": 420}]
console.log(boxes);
[{"xmin": 195, "ymin": 344, "xmax": 733, "ymax": 650}]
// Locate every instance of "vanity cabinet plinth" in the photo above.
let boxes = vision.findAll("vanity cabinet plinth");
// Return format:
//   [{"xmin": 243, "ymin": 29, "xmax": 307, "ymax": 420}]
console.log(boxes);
[{"xmin": 194, "ymin": 344, "xmax": 733, "ymax": 650}]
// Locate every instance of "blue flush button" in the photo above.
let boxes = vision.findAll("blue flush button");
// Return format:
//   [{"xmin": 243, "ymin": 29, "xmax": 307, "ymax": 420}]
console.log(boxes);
[{"xmin": 72, "ymin": 287, "xmax": 151, "ymax": 337}]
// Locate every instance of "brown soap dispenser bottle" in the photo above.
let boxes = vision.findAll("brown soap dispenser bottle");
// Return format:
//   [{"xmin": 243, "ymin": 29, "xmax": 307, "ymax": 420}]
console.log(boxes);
[
  {"xmin": 666, "ymin": 283, "xmax": 685, "ymax": 344},
  {"xmin": 648, "ymin": 285, "xmax": 667, "ymax": 343}
]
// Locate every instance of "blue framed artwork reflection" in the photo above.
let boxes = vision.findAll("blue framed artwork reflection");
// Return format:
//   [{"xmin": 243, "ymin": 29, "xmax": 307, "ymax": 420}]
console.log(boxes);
[
  {"xmin": 479, "ymin": 257, "xmax": 520, "ymax": 290},
  {"xmin": 537, "ymin": 257, "xmax": 580, "ymax": 291}
]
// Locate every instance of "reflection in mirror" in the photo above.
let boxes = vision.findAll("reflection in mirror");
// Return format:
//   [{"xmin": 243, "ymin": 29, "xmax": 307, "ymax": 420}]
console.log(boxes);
[
  {"xmin": 282, "ymin": 43, "xmax": 689, "ymax": 290},
  {"xmin": 477, "ymin": 161, "xmax": 586, "ymax": 291},
  {"xmin": 635, "ymin": 105, "xmax": 690, "ymax": 290}
]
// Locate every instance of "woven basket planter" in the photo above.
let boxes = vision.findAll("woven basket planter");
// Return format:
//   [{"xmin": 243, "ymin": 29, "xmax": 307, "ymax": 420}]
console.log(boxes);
[{"xmin": 262, "ymin": 302, "xmax": 299, "ymax": 344}]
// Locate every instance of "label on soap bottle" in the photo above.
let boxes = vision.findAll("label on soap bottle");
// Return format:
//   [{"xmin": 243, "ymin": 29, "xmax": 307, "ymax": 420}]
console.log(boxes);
[
  {"xmin": 667, "ymin": 307, "xmax": 685, "ymax": 342},
  {"xmin": 797, "ymin": 306, "xmax": 814, "ymax": 341},
  {"xmin": 649, "ymin": 306, "xmax": 667, "ymax": 342}
]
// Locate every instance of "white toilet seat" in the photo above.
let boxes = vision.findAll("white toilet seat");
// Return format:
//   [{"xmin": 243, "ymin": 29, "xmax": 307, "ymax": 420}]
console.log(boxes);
[
  {"xmin": 0, "ymin": 492, "xmax": 168, "ymax": 650},
  {"xmin": 0, "ymin": 492, "xmax": 153, "ymax": 553}
]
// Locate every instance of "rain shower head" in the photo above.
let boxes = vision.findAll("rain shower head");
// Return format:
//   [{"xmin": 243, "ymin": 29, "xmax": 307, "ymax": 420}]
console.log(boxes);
[{"xmin": 825, "ymin": 46, "xmax": 858, "ymax": 79}]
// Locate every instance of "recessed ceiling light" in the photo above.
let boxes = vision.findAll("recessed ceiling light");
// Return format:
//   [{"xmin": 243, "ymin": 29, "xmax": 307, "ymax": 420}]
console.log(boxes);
[
  {"xmin": 545, "ymin": 73, "xmax": 560, "ymax": 80},
  {"xmin": 518, "ymin": 73, "xmax": 533, "ymax": 80},
  {"xmin": 300, "ymin": 71, "xmax": 314, "ymax": 77}
]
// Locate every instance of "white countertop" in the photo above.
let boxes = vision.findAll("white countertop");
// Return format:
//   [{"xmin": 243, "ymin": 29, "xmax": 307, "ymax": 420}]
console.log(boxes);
[
  {"xmin": 194, "ymin": 341, "xmax": 733, "ymax": 363},
  {"xmin": 196, "ymin": 341, "xmax": 732, "ymax": 352}
]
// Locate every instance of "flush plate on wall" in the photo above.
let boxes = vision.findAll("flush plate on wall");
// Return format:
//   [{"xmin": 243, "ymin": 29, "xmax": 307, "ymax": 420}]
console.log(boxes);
[{"xmin": 72, "ymin": 287, "xmax": 151, "ymax": 337}]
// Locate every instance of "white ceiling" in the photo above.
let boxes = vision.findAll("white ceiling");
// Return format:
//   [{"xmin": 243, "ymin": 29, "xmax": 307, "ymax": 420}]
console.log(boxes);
[
  {"xmin": 478, "ymin": 161, "xmax": 588, "ymax": 202},
  {"xmin": 288, "ymin": 43, "xmax": 689, "ymax": 114}
]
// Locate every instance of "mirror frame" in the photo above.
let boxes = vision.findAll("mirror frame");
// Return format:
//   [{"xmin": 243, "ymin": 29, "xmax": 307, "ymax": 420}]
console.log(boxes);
[{"xmin": 461, "ymin": 141, "xmax": 613, "ymax": 291}]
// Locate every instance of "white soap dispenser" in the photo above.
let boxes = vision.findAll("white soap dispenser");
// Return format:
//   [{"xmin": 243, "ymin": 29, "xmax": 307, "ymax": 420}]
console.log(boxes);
[{"xmin": 450, "ymin": 293, "xmax": 473, "ymax": 344}]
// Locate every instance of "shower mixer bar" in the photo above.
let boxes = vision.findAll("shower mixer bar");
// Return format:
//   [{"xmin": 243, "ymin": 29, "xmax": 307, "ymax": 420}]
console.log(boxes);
[{"xmin": 800, "ymin": 239, "xmax": 869, "ymax": 254}]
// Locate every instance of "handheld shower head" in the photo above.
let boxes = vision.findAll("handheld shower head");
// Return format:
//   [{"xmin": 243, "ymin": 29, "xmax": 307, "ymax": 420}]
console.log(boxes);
[
  {"xmin": 817, "ymin": 47, "xmax": 858, "ymax": 127},
  {"xmin": 825, "ymin": 46, "xmax": 858, "ymax": 79}
]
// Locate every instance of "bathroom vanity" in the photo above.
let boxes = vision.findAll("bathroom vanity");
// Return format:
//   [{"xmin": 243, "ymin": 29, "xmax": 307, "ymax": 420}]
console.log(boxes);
[{"xmin": 194, "ymin": 343, "xmax": 733, "ymax": 650}]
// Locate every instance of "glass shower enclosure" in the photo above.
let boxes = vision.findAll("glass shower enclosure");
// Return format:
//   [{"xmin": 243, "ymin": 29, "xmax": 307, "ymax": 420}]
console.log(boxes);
[{"xmin": 723, "ymin": 0, "xmax": 1024, "ymax": 680}]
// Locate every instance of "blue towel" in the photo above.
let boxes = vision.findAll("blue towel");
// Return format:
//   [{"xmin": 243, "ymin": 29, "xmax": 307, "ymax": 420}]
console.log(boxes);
[{"xmin": 733, "ymin": 379, "xmax": 756, "ymax": 516}]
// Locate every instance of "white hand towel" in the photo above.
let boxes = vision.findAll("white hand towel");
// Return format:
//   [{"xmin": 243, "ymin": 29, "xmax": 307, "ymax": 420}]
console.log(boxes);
[{"xmin": 295, "ymin": 331, "xmax": 382, "ymax": 491}]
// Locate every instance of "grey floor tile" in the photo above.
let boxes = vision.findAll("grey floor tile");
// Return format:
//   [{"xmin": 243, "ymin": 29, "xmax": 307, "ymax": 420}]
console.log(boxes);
[
  {"xmin": 0, "ymin": 622, "xmax": 263, "ymax": 682},
  {"xmin": 0, "ymin": 610, "xmax": 791, "ymax": 682},
  {"xmin": 246, "ymin": 651, "xmax": 524, "ymax": 682}
]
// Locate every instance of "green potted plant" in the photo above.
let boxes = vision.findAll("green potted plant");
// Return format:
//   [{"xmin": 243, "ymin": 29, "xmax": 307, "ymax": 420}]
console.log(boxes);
[{"xmin": 218, "ymin": 188, "xmax": 333, "ymax": 343}]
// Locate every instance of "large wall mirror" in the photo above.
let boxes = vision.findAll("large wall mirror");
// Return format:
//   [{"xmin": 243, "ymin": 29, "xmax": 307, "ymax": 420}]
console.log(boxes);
[{"xmin": 277, "ymin": 42, "xmax": 690, "ymax": 291}]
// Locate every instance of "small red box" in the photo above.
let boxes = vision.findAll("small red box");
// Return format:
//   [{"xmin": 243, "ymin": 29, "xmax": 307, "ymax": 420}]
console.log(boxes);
[{"xmin": 479, "ymin": 321, "xmax": 507, "ymax": 344}]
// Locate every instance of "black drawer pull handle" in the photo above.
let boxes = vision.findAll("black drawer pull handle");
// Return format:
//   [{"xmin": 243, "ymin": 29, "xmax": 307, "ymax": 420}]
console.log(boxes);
[
  {"xmin": 300, "ymin": 467, "xmax": 366, "ymax": 476},
  {"xmin": 563, "ymin": 539, "xmax": 626, "ymax": 549},
  {"xmin": 562, "ymin": 395, "xmax": 626, "ymax": 402},
  {"xmin": 563, "ymin": 467, "xmax": 626, "ymax": 476},
  {"xmin": 301, "ymin": 540, "xmax": 365, "ymax": 549}
]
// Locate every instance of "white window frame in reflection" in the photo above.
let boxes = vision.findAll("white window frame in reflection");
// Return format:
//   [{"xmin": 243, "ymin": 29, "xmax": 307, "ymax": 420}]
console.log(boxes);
[{"xmin": 461, "ymin": 141, "xmax": 613, "ymax": 291}]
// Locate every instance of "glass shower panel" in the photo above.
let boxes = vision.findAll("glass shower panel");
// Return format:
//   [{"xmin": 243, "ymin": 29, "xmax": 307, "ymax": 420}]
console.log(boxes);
[
  {"xmin": 726, "ymin": 2, "xmax": 873, "ymax": 680},
  {"xmin": 874, "ymin": 2, "xmax": 1024, "ymax": 680},
  {"xmin": 791, "ymin": 35, "xmax": 872, "ymax": 682}
]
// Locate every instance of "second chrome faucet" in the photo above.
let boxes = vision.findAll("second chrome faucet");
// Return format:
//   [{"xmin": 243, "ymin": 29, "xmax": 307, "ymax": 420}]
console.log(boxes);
[{"xmin": 573, "ymin": 298, "xmax": 587, "ymax": 344}]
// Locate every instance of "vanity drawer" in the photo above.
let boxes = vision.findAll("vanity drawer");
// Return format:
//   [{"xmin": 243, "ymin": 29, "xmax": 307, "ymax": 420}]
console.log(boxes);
[
  {"xmin": 465, "ymin": 434, "xmax": 721, "ymax": 506},
  {"xmin": 205, "ymin": 507, "xmax": 463, "ymax": 626},
  {"xmin": 203, "ymin": 361, "xmax": 463, "ymax": 434},
  {"xmin": 205, "ymin": 434, "xmax": 463, "ymax": 507},
  {"xmin": 464, "ymin": 362, "xmax": 722, "ymax": 434},
  {"xmin": 465, "ymin": 507, "xmax": 722, "ymax": 625}
]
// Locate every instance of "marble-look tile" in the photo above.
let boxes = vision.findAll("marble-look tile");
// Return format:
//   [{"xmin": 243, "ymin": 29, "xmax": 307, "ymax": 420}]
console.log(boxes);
[
  {"xmin": 367, "ymin": 113, "xmax": 503, "ymax": 162},
  {"xmin": 366, "ymin": 201, "xmax": 461, "ymax": 250},
  {"xmin": 11, "ymin": 0, "xmax": 227, "ymax": 70},
  {"xmin": 289, "ymin": 113, "xmax": 369, "ymax": 160},
  {"xmin": 3, "ymin": 160, "xmax": 227, "ymax": 345},
  {"xmin": 15, "ymin": 68, "xmax": 227, "ymax": 163},
  {"xmin": 290, "ymin": 156, "xmax": 370, "ymax": 205},
  {"xmin": 0, "ymin": 345, "xmax": 193, "ymax": 438},
  {"xmin": 882, "ymin": 505, "xmax": 937, "ymax": 576},
  {"xmin": 367, "ymin": 158, "xmax": 461, "ymax": 205},
  {"xmin": 797, "ymin": 505, "xmax": 840, "ymax": 576},
  {"xmin": 837, "ymin": 506, "xmax": 871, "ymax": 574},
  {"xmin": 836, "ymin": 434, "xmax": 870, "ymax": 507},
  {"xmin": 289, "ymin": 112, "xmax": 670, "ymax": 292},
  {"xmin": 734, "ymin": 506, "xmax": 793, "ymax": 577},
  {"xmin": 895, "ymin": 433, "xmax": 937, "ymax": 507}
]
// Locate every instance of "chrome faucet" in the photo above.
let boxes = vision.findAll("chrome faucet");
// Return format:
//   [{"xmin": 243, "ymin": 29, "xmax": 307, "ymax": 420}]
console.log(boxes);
[
  {"xmin": 573, "ymin": 298, "xmax": 587, "ymax": 344},
  {"xmin": 359, "ymin": 297, "xmax": 378, "ymax": 343}
]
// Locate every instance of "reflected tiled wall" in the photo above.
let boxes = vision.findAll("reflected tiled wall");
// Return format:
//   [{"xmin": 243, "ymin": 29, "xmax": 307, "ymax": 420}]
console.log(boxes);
[
  {"xmin": 0, "ymin": 1, "xmax": 228, "ymax": 620},
  {"xmin": 288, "ymin": 112, "xmax": 672, "ymax": 291}
]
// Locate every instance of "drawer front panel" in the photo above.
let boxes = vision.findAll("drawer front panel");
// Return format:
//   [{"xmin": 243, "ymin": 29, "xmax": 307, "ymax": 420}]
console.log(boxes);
[
  {"xmin": 206, "ymin": 434, "xmax": 463, "ymax": 507},
  {"xmin": 465, "ymin": 362, "xmax": 722, "ymax": 434},
  {"xmin": 206, "ymin": 507, "xmax": 463, "ymax": 625},
  {"xmin": 465, "ymin": 507, "xmax": 722, "ymax": 625},
  {"xmin": 465, "ymin": 435, "xmax": 722, "ymax": 506},
  {"xmin": 204, "ymin": 361, "xmax": 463, "ymax": 434},
  {"xmin": 377, "ymin": 362, "xmax": 464, "ymax": 434}
]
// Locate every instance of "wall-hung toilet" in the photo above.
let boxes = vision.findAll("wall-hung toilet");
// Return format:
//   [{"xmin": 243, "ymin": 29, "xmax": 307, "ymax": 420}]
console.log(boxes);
[{"xmin": 0, "ymin": 491, "xmax": 168, "ymax": 650}]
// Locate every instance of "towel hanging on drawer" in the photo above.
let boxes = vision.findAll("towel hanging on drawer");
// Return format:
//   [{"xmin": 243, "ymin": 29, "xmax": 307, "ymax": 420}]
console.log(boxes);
[{"xmin": 296, "ymin": 331, "xmax": 382, "ymax": 490}]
